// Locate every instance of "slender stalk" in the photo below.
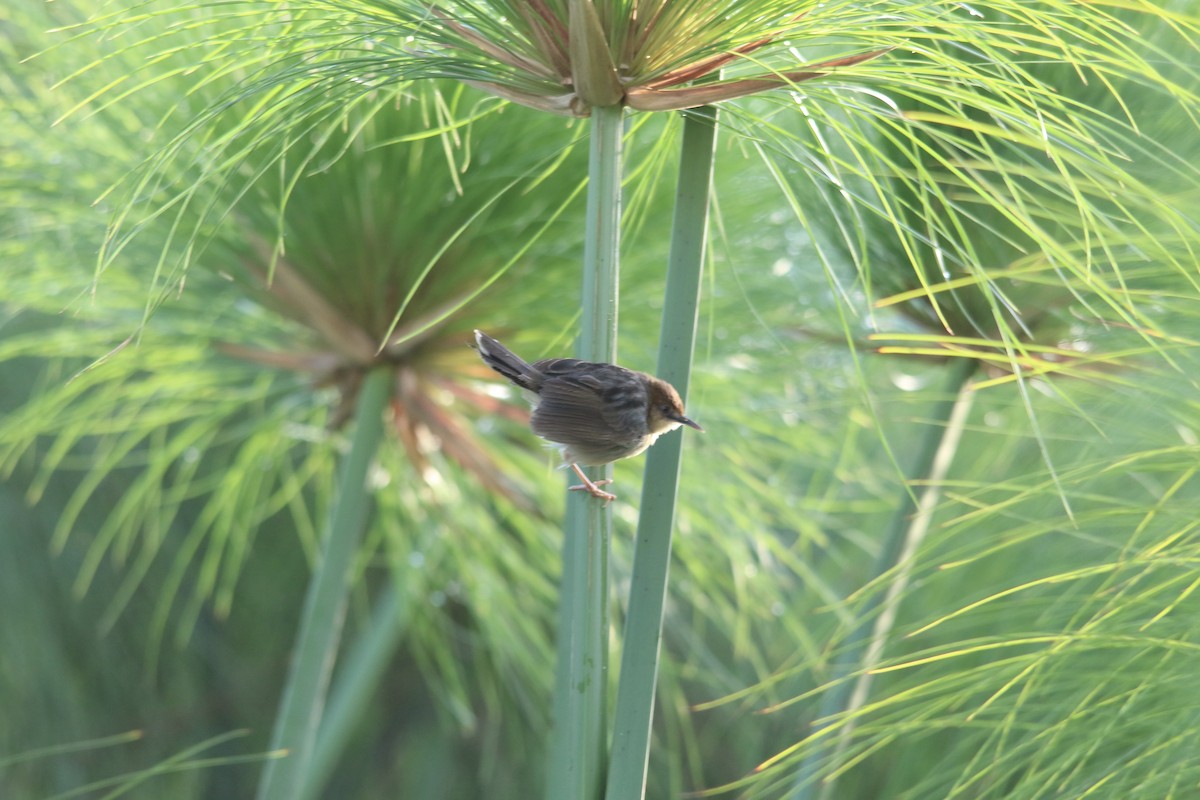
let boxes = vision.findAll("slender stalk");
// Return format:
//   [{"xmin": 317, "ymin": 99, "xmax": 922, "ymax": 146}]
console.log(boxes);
[
  {"xmin": 790, "ymin": 356, "xmax": 978, "ymax": 800},
  {"xmin": 605, "ymin": 105, "xmax": 718, "ymax": 800},
  {"xmin": 546, "ymin": 103, "xmax": 624, "ymax": 800},
  {"xmin": 256, "ymin": 367, "xmax": 392, "ymax": 800},
  {"xmin": 300, "ymin": 583, "xmax": 412, "ymax": 799}
]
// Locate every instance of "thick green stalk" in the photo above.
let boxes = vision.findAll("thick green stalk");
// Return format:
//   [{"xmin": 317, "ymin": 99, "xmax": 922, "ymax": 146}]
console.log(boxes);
[
  {"xmin": 605, "ymin": 105, "xmax": 718, "ymax": 800},
  {"xmin": 300, "ymin": 583, "xmax": 412, "ymax": 799},
  {"xmin": 545, "ymin": 103, "xmax": 624, "ymax": 800},
  {"xmin": 256, "ymin": 367, "xmax": 392, "ymax": 800},
  {"xmin": 790, "ymin": 356, "xmax": 978, "ymax": 800}
]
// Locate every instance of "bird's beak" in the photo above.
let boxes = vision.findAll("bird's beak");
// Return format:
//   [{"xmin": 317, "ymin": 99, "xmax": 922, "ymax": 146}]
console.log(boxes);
[{"xmin": 675, "ymin": 414, "xmax": 704, "ymax": 432}]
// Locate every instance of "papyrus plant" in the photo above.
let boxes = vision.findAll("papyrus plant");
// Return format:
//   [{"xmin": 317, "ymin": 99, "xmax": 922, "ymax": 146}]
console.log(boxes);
[{"xmin": 36, "ymin": 1, "xmax": 1200, "ymax": 799}]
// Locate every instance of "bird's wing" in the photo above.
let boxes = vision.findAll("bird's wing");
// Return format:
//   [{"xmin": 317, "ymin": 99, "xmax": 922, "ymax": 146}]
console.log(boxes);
[
  {"xmin": 529, "ymin": 375, "xmax": 612, "ymax": 442},
  {"xmin": 530, "ymin": 372, "xmax": 648, "ymax": 463}
]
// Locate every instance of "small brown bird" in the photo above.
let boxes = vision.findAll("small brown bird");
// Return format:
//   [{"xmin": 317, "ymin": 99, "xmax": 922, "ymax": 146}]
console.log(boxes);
[{"xmin": 474, "ymin": 330, "xmax": 702, "ymax": 502}]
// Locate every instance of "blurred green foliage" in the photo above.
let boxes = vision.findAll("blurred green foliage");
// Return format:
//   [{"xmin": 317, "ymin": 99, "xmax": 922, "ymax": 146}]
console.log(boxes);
[{"xmin": 3, "ymin": 1, "xmax": 1200, "ymax": 798}]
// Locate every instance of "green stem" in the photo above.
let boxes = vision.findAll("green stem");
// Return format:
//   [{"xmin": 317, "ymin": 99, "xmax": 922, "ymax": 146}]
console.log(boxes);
[
  {"xmin": 790, "ymin": 356, "xmax": 978, "ymax": 800},
  {"xmin": 256, "ymin": 367, "xmax": 392, "ymax": 800},
  {"xmin": 578, "ymin": 105, "xmax": 623, "ymax": 364},
  {"xmin": 605, "ymin": 106, "xmax": 718, "ymax": 800},
  {"xmin": 300, "ymin": 583, "xmax": 412, "ymax": 799},
  {"xmin": 545, "ymin": 103, "xmax": 624, "ymax": 800}
]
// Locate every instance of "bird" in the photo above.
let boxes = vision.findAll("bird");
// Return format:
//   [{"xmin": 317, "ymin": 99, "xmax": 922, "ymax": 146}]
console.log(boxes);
[{"xmin": 473, "ymin": 330, "xmax": 702, "ymax": 502}]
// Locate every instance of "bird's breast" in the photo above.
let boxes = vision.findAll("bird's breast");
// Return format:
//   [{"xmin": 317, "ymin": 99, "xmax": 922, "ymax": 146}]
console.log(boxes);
[{"xmin": 563, "ymin": 432, "xmax": 657, "ymax": 466}]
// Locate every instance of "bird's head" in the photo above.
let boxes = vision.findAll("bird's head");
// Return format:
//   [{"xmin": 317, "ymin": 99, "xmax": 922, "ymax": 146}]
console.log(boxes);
[{"xmin": 646, "ymin": 378, "xmax": 703, "ymax": 435}]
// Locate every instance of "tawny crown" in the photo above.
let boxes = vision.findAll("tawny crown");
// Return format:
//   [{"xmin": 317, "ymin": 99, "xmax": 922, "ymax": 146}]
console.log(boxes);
[{"xmin": 645, "ymin": 378, "xmax": 703, "ymax": 434}]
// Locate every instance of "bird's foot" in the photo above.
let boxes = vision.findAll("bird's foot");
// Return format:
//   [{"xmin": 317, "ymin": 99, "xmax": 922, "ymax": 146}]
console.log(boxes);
[
  {"xmin": 569, "ymin": 464, "xmax": 617, "ymax": 503},
  {"xmin": 568, "ymin": 480, "xmax": 616, "ymax": 503}
]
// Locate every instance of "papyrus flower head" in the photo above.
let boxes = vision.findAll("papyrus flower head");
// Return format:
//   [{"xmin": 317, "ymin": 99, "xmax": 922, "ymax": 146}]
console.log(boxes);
[{"xmin": 373, "ymin": 0, "xmax": 889, "ymax": 115}]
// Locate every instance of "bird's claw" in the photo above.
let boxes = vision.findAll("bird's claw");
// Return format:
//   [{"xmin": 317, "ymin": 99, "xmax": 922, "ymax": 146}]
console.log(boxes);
[
  {"xmin": 569, "ymin": 479, "xmax": 616, "ymax": 503},
  {"xmin": 568, "ymin": 464, "xmax": 616, "ymax": 503}
]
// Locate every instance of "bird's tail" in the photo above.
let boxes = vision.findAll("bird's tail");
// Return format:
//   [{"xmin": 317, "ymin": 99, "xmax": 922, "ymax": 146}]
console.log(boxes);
[{"xmin": 474, "ymin": 330, "xmax": 542, "ymax": 391}]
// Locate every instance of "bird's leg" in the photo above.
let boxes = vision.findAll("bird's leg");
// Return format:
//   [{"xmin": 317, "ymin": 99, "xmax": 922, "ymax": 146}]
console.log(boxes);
[{"xmin": 569, "ymin": 463, "xmax": 616, "ymax": 503}]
